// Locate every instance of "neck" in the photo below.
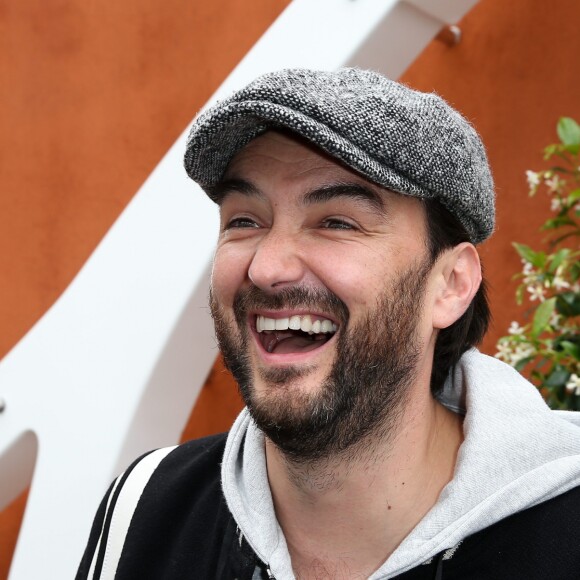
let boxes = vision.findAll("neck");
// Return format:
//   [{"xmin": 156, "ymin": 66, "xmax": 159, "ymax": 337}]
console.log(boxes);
[{"xmin": 265, "ymin": 389, "xmax": 463, "ymax": 579}]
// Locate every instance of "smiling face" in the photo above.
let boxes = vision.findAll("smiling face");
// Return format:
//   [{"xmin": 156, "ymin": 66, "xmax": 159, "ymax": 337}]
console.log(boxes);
[{"xmin": 210, "ymin": 131, "xmax": 439, "ymax": 460}]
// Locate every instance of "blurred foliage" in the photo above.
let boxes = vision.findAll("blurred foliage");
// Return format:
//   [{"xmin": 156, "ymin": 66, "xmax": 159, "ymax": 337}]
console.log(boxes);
[{"xmin": 496, "ymin": 118, "xmax": 580, "ymax": 409}]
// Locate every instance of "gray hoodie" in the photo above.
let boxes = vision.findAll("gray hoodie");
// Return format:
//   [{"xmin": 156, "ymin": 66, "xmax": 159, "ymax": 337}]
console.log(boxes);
[{"xmin": 221, "ymin": 349, "xmax": 580, "ymax": 579}]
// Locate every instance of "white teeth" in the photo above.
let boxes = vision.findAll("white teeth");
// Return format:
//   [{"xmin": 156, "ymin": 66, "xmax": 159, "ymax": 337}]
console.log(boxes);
[
  {"xmin": 289, "ymin": 315, "xmax": 301, "ymax": 330},
  {"xmin": 300, "ymin": 316, "xmax": 312, "ymax": 333},
  {"xmin": 321, "ymin": 320, "xmax": 333, "ymax": 333},
  {"xmin": 256, "ymin": 314, "xmax": 337, "ymax": 335}
]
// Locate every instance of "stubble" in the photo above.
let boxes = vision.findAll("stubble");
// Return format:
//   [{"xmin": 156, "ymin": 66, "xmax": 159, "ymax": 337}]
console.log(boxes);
[{"xmin": 210, "ymin": 259, "xmax": 431, "ymax": 464}]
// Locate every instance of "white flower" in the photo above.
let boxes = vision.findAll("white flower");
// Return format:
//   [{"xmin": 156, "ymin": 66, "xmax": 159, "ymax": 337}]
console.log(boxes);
[
  {"xmin": 551, "ymin": 266, "xmax": 571, "ymax": 291},
  {"xmin": 553, "ymin": 275, "xmax": 570, "ymax": 290},
  {"xmin": 565, "ymin": 374, "xmax": 580, "ymax": 396},
  {"xmin": 503, "ymin": 343, "xmax": 536, "ymax": 366},
  {"xmin": 526, "ymin": 170, "xmax": 541, "ymax": 188},
  {"xmin": 550, "ymin": 197, "xmax": 562, "ymax": 212},
  {"xmin": 495, "ymin": 343, "xmax": 511, "ymax": 361},
  {"xmin": 508, "ymin": 321, "xmax": 524, "ymax": 335},
  {"xmin": 514, "ymin": 344, "xmax": 535, "ymax": 361},
  {"xmin": 495, "ymin": 340, "xmax": 535, "ymax": 366},
  {"xmin": 522, "ymin": 261, "xmax": 534, "ymax": 275},
  {"xmin": 545, "ymin": 174, "xmax": 561, "ymax": 192},
  {"xmin": 549, "ymin": 311, "xmax": 561, "ymax": 329},
  {"xmin": 521, "ymin": 261, "xmax": 536, "ymax": 284},
  {"xmin": 527, "ymin": 284, "xmax": 545, "ymax": 301}
]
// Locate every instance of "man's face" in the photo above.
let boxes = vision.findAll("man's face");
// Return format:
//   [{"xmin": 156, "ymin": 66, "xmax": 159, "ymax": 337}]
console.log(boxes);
[{"xmin": 210, "ymin": 131, "xmax": 438, "ymax": 461}]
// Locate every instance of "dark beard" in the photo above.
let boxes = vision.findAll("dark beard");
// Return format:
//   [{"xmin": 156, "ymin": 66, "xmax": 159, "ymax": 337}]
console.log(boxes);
[{"xmin": 210, "ymin": 260, "xmax": 431, "ymax": 463}]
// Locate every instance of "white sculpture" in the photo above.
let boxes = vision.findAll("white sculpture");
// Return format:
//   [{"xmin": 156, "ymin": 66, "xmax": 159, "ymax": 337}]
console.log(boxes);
[{"xmin": 0, "ymin": 1, "xmax": 479, "ymax": 577}]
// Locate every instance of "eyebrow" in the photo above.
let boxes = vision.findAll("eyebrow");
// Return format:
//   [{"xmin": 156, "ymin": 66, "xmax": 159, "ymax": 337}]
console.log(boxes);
[
  {"xmin": 211, "ymin": 178, "xmax": 262, "ymax": 203},
  {"xmin": 212, "ymin": 178, "xmax": 386, "ymax": 214},
  {"xmin": 302, "ymin": 183, "xmax": 385, "ymax": 213}
]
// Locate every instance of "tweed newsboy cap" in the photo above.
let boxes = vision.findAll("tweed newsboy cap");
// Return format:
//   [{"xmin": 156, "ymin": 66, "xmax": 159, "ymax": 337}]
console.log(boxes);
[{"xmin": 184, "ymin": 68, "xmax": 495, "ymax": 243}]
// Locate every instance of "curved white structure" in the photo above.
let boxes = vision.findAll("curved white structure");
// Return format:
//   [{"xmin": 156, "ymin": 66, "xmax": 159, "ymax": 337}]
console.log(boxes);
[{"xmin": 0, "ymin": 1, "xmax": 479, "ymax": 577}]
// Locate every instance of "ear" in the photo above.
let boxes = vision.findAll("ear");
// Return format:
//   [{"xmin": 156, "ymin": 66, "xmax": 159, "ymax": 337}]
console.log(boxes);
[{"xmin": 431, "ymin": 243, "xmax": 482, "ymax": 330}]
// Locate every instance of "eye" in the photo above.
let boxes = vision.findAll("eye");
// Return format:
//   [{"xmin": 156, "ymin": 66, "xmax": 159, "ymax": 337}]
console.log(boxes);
[
  {"xmin": 321, "ymin": 217, "xmax": 357, "ymax": 230},
  {"xmin": 225, "ymin": 216, "xmax": 260, "ymax": 229}
]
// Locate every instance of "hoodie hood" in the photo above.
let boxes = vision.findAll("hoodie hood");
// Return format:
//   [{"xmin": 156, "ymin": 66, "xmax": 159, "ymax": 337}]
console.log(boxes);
[{"xmin": 221, "ymin": 350, "xmax": 580, "ymax": 579}]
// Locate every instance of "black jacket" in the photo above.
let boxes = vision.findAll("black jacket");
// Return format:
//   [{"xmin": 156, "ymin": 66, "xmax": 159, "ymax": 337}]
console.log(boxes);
[{"xmin": 77, "ymin": 433, "xmax": 580, "ymax": 579}]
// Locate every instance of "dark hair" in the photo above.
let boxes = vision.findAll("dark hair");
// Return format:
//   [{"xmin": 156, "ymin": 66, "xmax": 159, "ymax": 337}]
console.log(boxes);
[{"xmin": 423, "ymin": 199, "xmax": 491, "ymax": 394}]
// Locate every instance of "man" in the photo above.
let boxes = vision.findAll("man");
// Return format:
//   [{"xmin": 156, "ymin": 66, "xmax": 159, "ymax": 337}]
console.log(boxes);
[{"xmin": 77, "ymin": 69, "xmax": 580, "ymax": 579}]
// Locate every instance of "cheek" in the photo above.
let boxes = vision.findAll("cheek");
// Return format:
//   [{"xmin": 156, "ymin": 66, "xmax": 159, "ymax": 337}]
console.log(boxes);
[
  {"xmin": 211, "ymin": 244, "xmax": 252, "ymax": 305},
  {"xmin": 307, "ymin": 246, "xmax": 386, "ymax": 309},
  {"xmin": 310, "ymin": 240, "xmax": 429, "ymax": 313}
]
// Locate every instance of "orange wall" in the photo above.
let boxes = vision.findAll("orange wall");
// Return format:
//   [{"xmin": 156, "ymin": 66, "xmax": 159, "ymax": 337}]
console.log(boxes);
[
  {"xmin": 1, "ymin": 0, "xmax": 580, "ymax": 577},
  {"xmin": 400, "ymin": 0, "xmax": 580, "ymax": 355},
  {"xmin": 0, "ymin": 1, "xmax": 289, "ymax": 576}
]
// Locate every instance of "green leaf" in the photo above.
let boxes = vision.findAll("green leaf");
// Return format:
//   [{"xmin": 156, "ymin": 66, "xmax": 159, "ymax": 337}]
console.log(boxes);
[
  {"xmin": 548, "ymin": 249, "xmax": 570, "ymax": 273},
  {"xmin": 544, "ymin": 366, "xmax": 570, "ymax": 388},
  {"xmin": 559, "ymin": 341, "xmax": 580, "ymax": 361},
  {"xmin": 513, "ymin": 242, "xmax": 535, "ymax": 263},
  {"xmin": 556, "ymin": 292, "xmax": 580, "ymax": 316},
  {"xmin": 513, "ymin": 243, "xmax": 545, "ymax": 268},
  {"xmin": 536, "ymin": 357, "xmax": 550, "ymax": 372},
  {"xmin": 541, "ymin": 216, "xmax": 576, "ymax": 231},
  {"xmin": 557, "ymin": 117, "xmax": 580, "ymax": 147},
  {"xmin": 515, "ymin": 356, "xmax": 535, "ymax": 372},
  {"xmin": 544, "ymin": 144, "xmax": 559, "ymax": 159},
  {"xmin": 532, "ymin": 297, "xmax": 557, "ymax": 337},
  {"xmin": 568, "ymin": 189, "xmax": 580, "ymax": 205},
  {"xmin": 535, "ymin": 251, "xmax": 546, "ymax": 269},
  {"xmin": 550, "ymin": 230, "xmax": 580, "ymax": 247},
  {"xmin": 549, "ymin": 166, "xmax": 575, "ymax": 175}
]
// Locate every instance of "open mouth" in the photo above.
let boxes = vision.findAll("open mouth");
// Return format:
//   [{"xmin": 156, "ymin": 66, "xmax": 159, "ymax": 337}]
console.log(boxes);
[{"xmin": 255, "ymin": 314, "xmax": 338, "ymax": 355}]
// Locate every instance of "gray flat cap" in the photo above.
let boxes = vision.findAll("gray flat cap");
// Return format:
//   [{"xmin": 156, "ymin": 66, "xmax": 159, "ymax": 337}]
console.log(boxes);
[{"xmin": 184, "ymin": 68, "xmax": 494, "ymax": 243}]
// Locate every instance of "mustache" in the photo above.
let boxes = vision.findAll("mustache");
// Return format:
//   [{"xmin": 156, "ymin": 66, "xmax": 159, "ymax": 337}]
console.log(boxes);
[{"xmin": 232, "ymin": 285, "xmax": 349, "ymax": 327}]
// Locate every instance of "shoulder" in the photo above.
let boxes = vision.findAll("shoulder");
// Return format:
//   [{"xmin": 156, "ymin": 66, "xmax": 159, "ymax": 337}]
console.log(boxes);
[
  {"xmin": 403, "ymin": 485, "xmax": 580, "ymax": 580},
  {"xmin": 76, "ymin": 433, "xmax": 234, "ymax": 580},
  {"xmin": 149, "ymin": 432, "xmax": 228, "ymax": 479},
  {"xmin": 458, "ymin": 485, "xmax": 580, "ymax": 578},
  {"xmin": 116, "ymin": 433, "xmax": 238, "ymax": 577},
  {"xmin": 129, "ymin": 432, "xmax": 229, "ymax": 510},
  {"xmin": 392, "ymin": 486, "xmax": 580, "ymax": 580}
]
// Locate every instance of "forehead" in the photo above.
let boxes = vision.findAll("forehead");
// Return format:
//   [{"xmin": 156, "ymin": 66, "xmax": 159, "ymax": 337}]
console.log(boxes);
[
  {"xmin": 219, "ymin": 131, "xmax": 428, "ymax": 234},
  {"xmin": 224, "ymin": 130, "xmax": 361, "ymax": 184}
]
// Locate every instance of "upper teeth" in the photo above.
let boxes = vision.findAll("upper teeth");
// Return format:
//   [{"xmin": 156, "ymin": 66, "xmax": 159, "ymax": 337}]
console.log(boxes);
[{"xmin": 256, "ymin": 314, "xmax": 337, "ymax": 334}]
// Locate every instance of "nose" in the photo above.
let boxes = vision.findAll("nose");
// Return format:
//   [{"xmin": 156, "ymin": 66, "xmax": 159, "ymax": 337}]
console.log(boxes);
[{"xmin": 248, "ymin": 229, "xmax": 307, "ymax": 292}]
